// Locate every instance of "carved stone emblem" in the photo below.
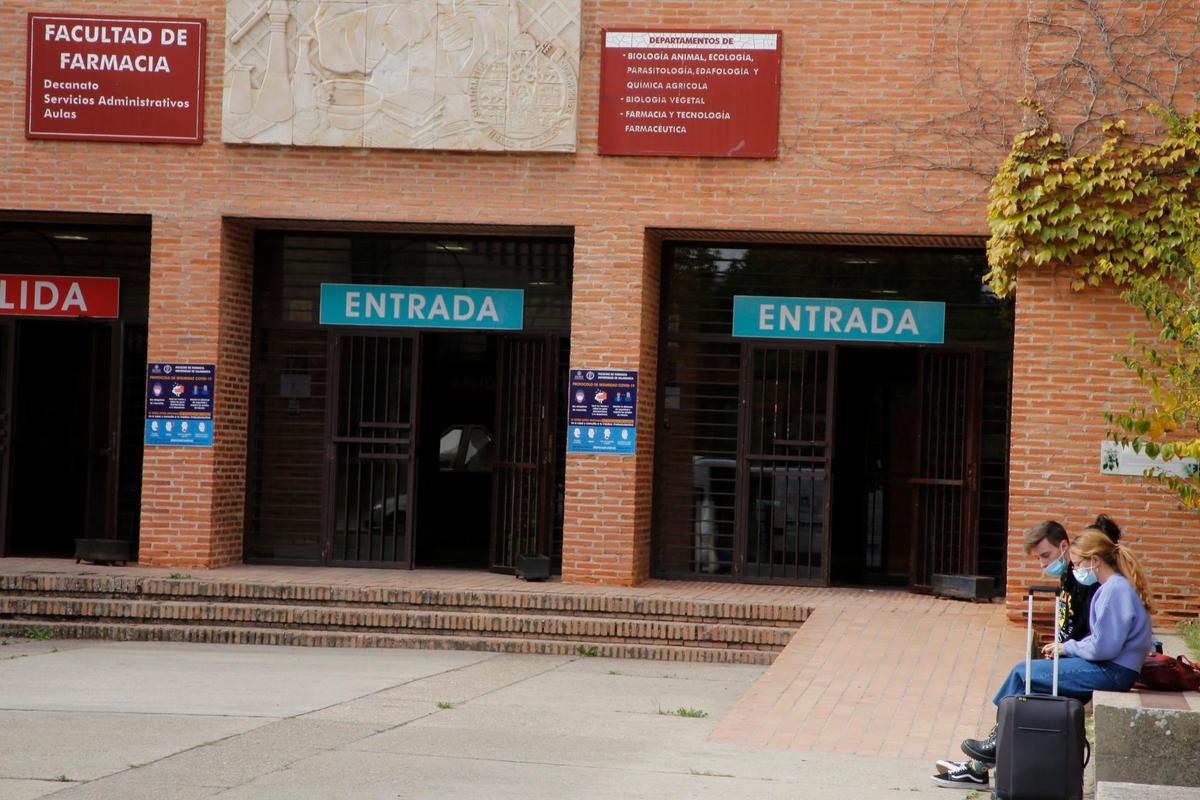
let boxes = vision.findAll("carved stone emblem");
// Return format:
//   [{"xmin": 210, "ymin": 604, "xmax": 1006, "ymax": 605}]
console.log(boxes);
[
  {"xmin": 469, "ymin": 36, "xmax": 576, "ymax": 150},
  {"xmin": 222, "ymin": 0, "xmax": 579, "ymax": 152}
]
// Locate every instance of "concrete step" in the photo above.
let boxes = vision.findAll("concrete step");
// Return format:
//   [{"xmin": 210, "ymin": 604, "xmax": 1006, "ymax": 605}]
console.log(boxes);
[
  {"xmin": 1094, "ymin": 688, "xmax": 1200, "ymax": 789},
  {"xmin": 0, "ymin": 620, "xmax": 779, "ymax": 664},
  {"xmin": 0, "ymin": 574, "xmax": 809, "ymax": 626},
  {"xmin": 0, "ymin": 596, "xmax": 793, "ymax": 650},
  {"xmin": 1097, "ymin": 782, "xmax": 1200, "ymax": 799}
]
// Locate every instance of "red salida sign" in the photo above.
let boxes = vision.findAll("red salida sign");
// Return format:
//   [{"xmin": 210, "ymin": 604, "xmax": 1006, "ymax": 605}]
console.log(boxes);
[
  {"xmin": 0, "ymin": 275, "xmax": 120, "ymax": 319},
  {"xmin": 26, "ymin": 13, "xmax": 206, "ymax": 144},
  {"xmin": 599, "ymin": 29, "xmax": 782, "ymax": 158}
]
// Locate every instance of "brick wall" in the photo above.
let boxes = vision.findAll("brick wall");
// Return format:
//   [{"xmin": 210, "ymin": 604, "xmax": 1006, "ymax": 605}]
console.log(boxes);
[
  {"xmin": 1006, "ymin": 270, "xmax": 1199, "ymax": 626},
  {"xmin": 211, "ymin": 218, "xmax": 253, "ymax": 565},
  {"xmin": 1, "ymin": 1, "xmax": 1196, "ymax": 614}
]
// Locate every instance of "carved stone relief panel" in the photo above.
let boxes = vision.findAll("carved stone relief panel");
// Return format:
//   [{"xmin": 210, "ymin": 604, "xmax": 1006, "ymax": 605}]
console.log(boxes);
[{"xmin": 222, "ymin": 0, "xmax": 580, "ymax": 151}]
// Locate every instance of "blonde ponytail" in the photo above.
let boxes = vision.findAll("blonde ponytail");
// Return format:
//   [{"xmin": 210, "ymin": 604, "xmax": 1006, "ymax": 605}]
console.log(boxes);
[
  {"xmin": 1072, "ymin": 527, "xmax": 1157, "ymax": 614},
  {"xmin": 1113, "ymin": 544, "xmax": 1156, "ymax": 614}
]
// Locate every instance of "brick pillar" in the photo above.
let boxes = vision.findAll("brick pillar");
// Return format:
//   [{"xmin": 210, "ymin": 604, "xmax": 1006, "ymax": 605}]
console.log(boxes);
[
  {"xmin": 560, "ymin": 225, "xmax": 660, "ymax": 585},
  {"xmin": 138, "ymin": 215, "xmax": 253, "ymax": 567}
]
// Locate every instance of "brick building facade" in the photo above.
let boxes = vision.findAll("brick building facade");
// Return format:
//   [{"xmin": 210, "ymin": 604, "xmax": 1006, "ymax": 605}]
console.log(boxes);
[{"xmin": 1, "ymin": 1, "xmax": 1196, "ymax": 626}]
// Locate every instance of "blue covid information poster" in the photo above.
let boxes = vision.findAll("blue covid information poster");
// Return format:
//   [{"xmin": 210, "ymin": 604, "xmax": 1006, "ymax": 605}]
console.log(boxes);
[
  {"xmin": 145, "ymin": 362, "xmax": 215, "ymax": 447},
  {"xmin": 567, "ymin": 368, "xmax": 637, "ymax": 455}
]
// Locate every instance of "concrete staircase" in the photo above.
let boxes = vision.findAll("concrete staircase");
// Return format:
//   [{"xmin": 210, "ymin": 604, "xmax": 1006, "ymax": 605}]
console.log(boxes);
[{"xmin": 0, "ymin": 573, "xmax": 808, "ymax": 664}]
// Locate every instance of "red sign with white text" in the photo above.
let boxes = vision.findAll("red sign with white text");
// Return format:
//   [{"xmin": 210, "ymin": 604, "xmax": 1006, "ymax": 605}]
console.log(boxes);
[
  {"xmin": 599, "ymin": 29, "xmax": 782, "ymax": 158},
  {"xmin": 26, "ymin": 13, "xmax": 206, "ymax": 144},
  {"xmin": 0, "ymin": 275, "xmax": 120, "ymax": 319}
]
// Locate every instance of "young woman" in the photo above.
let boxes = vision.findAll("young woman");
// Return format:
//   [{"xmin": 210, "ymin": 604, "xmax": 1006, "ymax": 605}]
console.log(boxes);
[{"xmin": 935, "ymin": 522, "xmax": 1154, "ymax": 789}]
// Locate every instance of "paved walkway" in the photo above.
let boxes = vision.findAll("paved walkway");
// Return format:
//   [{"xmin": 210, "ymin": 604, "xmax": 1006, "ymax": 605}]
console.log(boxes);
[
  {"xmin": 0, "ymin": 639, "xmax": 971, "ymax": 799},
  {"xmin": 1, "ymin": 558, "xmax": 1027, "ymax": 765},
  {"xmin": 712, "ymin": 589, "xmax": 1026, "ymax": 761}
]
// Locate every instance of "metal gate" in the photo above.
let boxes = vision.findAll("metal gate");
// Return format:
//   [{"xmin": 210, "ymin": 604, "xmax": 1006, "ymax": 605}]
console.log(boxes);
[
  {"xmin": 910, "ymin": 349, "xmax": 983, "ymax": 589},
  {"xmin": 737, "ymin": 344, "xmax": 834, "ymax": 583},
  {"xmin": 326, "ymin": 334, "xmax": 418, "ymax": 566},
  {"xmin": 491, "ymin": 335, "xmax": 557, "ymax": 571}
]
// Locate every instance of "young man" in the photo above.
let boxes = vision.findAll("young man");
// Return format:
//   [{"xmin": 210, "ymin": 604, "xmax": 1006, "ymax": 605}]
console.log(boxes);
[
  {"xmin": 1028, "ymin": 519, "xmax": 1113, "ymax": 644},
  {"xmin": 933, "ymin": 516, "xmax": 1122, "ymax": 789}
]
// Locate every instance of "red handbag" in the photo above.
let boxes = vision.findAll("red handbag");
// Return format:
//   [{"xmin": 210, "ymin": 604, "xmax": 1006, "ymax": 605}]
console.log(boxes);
[{"xmin": 1136, "ymin": 654, "xmax": 1200, "ymax": 692}]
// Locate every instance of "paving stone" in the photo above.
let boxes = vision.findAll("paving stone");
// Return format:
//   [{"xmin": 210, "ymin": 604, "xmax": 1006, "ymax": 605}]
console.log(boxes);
[
  {"xmin": 0, "ymin": 778, "xmax": 80, "ymax": 800},
  {"xmin": 0, "ymin": 710, "xmax": 266, "ymax": 782}
]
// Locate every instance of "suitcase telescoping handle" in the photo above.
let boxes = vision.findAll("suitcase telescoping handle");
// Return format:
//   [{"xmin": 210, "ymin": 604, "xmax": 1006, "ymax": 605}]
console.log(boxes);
[{"xmin": 1026, "ymin": 586, "xmax": 1061, "ymax": 696}]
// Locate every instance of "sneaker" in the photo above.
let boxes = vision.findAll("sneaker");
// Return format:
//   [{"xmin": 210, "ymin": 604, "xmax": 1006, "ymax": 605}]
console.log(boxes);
[
  {"xmin": 931, "ymin": 761, "xmax": 989, "ymax": 789},
  {"xmin": 960, "ymin": 724, "xmax": 998, "ymax": 764},
  {"xmin": 934, "ymin": 758, "xmax": 964, "ymax": 774}
]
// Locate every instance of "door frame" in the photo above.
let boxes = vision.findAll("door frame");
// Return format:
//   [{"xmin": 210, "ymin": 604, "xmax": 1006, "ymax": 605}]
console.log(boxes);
[
  {"xmin": 321, "ymin": 330, "xmax": 420, "ymax": 568},
  {"xmin": 733, "ymin": 341, "xmax": 837, "ymax": 586}
]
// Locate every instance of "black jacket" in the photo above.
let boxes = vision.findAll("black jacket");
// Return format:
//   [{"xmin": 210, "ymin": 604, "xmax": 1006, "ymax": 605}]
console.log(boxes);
[{"xmin": 1057, "ymin": 569, "xmax": 1100, "ymax": 643}]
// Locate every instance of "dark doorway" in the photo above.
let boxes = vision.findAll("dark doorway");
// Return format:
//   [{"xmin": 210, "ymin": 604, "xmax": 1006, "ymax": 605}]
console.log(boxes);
[
  {"xmin": 830, "ymin": 347, "xmax": 918, "ymax": 586},
  {"xmin": 415, "ymin": 333, "xmax": 496, "ymax": 568},
  {"xmin": 0, "ymin": 219, "xmax": 152, "ymax": 560},
  {"xmin": 0, "ymin": 323, "xmax": 11, "ymax": 552},
  {"xmin": 5, "ymin": 320, "xmax": 117, "ymax": 557}
]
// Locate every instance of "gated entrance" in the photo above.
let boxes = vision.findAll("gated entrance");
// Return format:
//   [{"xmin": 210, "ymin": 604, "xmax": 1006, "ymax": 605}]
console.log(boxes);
[
  {"xmin": 654, "ymin": 242, "xmax": 1014, "ymax": 590},
  {"xmin": 0, "ymin": 220, "xmax": 150, "ymax": 559},
  {"xmin": 245, "ymin": 230, "xmax": 572, "ymax": 571}
]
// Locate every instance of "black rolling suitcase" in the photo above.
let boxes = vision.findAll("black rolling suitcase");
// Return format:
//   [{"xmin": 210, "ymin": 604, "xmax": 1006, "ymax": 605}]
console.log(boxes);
[{"xmin": 993, "ymin": 586, "xmax": 1089, "ymax": 800}]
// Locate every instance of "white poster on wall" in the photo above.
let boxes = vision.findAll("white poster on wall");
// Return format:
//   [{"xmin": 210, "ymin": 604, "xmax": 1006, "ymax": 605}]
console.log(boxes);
[{"xmin": 1100, "ymin": 441, "xmax": 1198, "ymax": 479}]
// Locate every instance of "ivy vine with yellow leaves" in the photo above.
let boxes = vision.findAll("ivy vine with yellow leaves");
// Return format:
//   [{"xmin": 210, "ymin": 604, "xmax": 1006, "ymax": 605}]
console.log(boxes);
[{"xmin": 986, "ymin": 104, "xmax": 1200, "ymax": 509}]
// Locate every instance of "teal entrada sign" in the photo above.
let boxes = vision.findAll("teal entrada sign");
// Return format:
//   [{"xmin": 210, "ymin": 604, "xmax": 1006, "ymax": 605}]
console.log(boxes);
[
  {"xmin": 320, "ymin": 284, "xmax": 524, "ymax": 330},
  {"xmin": 732, "ymin": 296, "xmax": 945, "ymax": 344}
]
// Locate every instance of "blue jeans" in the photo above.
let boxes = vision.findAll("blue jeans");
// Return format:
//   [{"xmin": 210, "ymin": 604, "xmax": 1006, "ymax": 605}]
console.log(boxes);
[{"xmin": 992, "ymin": 657, "xmax": 1139, "ymax": 706}]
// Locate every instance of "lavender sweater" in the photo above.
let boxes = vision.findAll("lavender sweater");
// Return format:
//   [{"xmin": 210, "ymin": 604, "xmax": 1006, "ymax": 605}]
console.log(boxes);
[{"xmin": 1061, "ymin": 574, "xmax": 1153, "ymax": 673}]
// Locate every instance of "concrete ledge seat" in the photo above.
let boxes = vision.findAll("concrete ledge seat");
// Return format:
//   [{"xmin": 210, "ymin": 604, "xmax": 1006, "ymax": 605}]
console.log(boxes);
[
  {"xmin": 1098, "ymin": 781, "xmax": 1200, "ymax": 799},
  {"xmin": 1094, "ymin": 687, "xmax": 1200, "ymax": 789}
]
